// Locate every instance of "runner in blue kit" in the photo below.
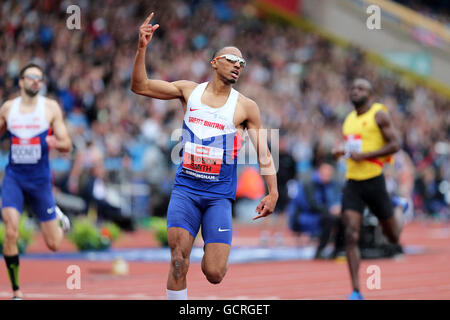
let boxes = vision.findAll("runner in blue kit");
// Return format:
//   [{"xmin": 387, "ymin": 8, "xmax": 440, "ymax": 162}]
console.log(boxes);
[
  {"xmin": 0, "ymin": 63, "xmax": 72, "ymax": 299},
  {"xmin": 131, "ymin": 13, "xmax": 278, "ymax": 300}
]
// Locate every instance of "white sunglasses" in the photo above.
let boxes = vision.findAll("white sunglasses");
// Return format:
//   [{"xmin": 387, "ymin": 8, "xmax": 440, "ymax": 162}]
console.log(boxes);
[{"xmin": 215, "ymin": 54, "xmax": 246, "ymax": 67}]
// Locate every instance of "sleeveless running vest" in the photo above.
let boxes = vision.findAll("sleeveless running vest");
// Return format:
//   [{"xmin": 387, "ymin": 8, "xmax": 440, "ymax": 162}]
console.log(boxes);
[
  {"xmin": 6, "ymin": 96, "xmax": 52, "ymax": 181},
  {"xmin": 173, "ymin": 82, "xmax": 243, "ymax": 199},
  {"xmin": 342, "ymin": 103, "xmax": 394, "ymax": 181}
]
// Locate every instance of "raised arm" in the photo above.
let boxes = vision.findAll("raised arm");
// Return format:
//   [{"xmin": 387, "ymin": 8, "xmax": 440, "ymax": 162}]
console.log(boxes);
[
  {"xmin": 130, "ymin": 12, "xmax": 194, "ymax": 101},
  {"xmin": 244, "ymin": 98, "xmax": 278, "ymax": 220}
]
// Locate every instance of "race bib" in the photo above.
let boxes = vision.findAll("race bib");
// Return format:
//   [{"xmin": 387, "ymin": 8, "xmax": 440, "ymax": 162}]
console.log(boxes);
[
  {"xmin": 344, "ymin": 134, "xmax": 362, "ymax": 155},
  {"xmin": 11, "ymin": 137, "xmax": 42, "ymax": 164},
  {"xmin": 182, "ymin": 141, "xmax": 224, "ymax": 180}
]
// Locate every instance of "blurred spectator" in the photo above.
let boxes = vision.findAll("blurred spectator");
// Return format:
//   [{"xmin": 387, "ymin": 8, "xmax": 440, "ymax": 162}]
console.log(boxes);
[
  {"xmin": 82, "ymin": 162, "xmax": 135, "ymax": 231},
  {"xmin": 234, "ymin": 166, "xmax": 266, "ymax": 222},
  {"xmin": 414, "ymin": 167, "xmax": 448, "ymax": 218},
  {"xmin": 235, "ymin": 166, "xmax": 266, "ymax": 201},
  {"xmin": 384, "ymin": 149, "xmax": 416, "ymax": 217},
  {"xmin": 286, "ymin": 162, "xmax": 343, "ymax": 258},
  {"xmin": 68, "ymin": 140, "xmax": 104, "ymax": 195},
  {"xmin": 260, "ymin": 135, "xmax": 297, "ymax": 246},
  {"xmin": 142, "ymin": 141, "xmax": 172, "ymax": 217},
  {"xmin": 392, "ymin": 0, "xmax": 450, "ymax": 25}
]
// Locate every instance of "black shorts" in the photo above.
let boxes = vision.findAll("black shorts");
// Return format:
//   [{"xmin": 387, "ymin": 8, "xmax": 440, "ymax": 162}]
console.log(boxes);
[{"xmin": 342, "ymin": 174, "xmax": 393, "ymax": 221}]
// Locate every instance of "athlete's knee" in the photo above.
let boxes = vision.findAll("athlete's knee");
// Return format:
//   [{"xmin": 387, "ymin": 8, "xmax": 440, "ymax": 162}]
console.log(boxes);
[
  {"xmin": 345, "ymin": 226, "xmax": 359, "ymax": 246},
  {"xmin": 203, "ymin": 265, "xmax": 227, "ymax": 284},
  {"xmin": 5, "ymin": 226, "xmax": 19, "ymax": 243},
  {"xmin": 170, "ymin": 253, "xmax": 190, "ymax": 280},
  {"xmin": 2, "ymin": 211, "xmax": 19, "ymax": 240},
  {"xmin": 44, "ymin": 238, "xmax": 61, "ymax": 252}
]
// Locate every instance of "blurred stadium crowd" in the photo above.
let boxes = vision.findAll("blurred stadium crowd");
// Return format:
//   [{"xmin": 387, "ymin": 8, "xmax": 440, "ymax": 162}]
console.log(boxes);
[
  {"xmin": 0, "ymin": 0, "xmax": 448, "ymax": 228},
  {"xmin": 393, "ymin": 0, "xmax": 449, "ymax": 25}
]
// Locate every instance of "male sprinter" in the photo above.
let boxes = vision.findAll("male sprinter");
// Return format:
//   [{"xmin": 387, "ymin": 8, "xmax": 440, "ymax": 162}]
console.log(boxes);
[
  {"xmin": 131, "ymin": 13, "xmax": 278, "ymax": 300},
  {"xmin": 333, "ymin": 78, "xmax": 403, "ymax": 300},
  {"xmin": 0, "ymin": 63, "xmax": 72, "ymax": 299}
]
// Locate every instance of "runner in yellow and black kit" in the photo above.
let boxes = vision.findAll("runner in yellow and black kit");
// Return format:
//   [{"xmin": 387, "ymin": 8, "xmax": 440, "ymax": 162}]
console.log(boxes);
[{"xmin": 333, "ymin": 78, "xmax": 404, "ymax": 300}]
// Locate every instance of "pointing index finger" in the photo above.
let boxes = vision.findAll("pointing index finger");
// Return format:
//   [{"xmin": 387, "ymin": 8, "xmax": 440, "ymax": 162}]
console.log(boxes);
[
  {"xmin": 253, "ymin": 209, "xmax": 269, "ymax": 220},
  {"xmin": 143, "ymin": 12, "xmax": 154, "ymax": 25},
  {"xmin": 253, "ymin": 213, "xmax": 264, "ymax": 220}
]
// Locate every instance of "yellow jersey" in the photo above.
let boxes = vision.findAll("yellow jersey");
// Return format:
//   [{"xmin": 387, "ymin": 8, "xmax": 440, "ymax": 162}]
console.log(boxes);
[{"xmin": 342, "ymin": 103, "xmax": 393, "ymax": 181}]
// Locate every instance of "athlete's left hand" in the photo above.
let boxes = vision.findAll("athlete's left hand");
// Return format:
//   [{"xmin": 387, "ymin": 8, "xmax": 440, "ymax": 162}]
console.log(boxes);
[
  {"xmin": 349, "ymin": 152, "xmax": 366, "ymax": 162},
  {"xmin": 253, "ymin": 194, "xmax": 278, "ymax": 220},
  {"xmin": 46, "ymin": 135, "xmax": 58, "ymax": 149}
]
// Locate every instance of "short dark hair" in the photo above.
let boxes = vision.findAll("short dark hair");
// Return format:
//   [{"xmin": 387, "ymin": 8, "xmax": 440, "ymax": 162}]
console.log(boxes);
[
  {"xmin": 211, "ymin": 46, "xmax": 243, "ymax": 61},
  {"xmin": 19, "ymin": 63, "xmax": 44, "ymax": 79},
  {"xmin": 353, "ymin": 78, "xmax": 373, "ymax": 93},
  {"xmin": 211, "ymin": 48, "xmax": 221, "ymax": 61}
]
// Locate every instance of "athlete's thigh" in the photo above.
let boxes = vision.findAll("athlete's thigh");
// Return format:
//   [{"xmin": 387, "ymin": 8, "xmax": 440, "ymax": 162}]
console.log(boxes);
[
  {"xmin": 341, "ymin": 180, "xmax": 366, "ymax": 216},
  {"xmin": 363, "ymin": 175, "xmax": 394, "ymax": 221},
  {"xmin": 1, "ymin": 174, "xmax": 25, "ymax": 215},
  {"xmin": 203, "ymin": 242, "xmax": 231, "ymax": 271},
  {"xmin": 342, "ymin": 209, "xmax": 363, "ymax": 232},
  {"xmin": 40, "ymin": 218, "xmax": 62, "ymax": 243},
  {"xmin": 201, "ymin": 197, "xmax": 233, "ymax": 245},
  {"xmin": 25, "ymin": 179, "xmax": 57, "ymax": 223},
  {"xmin": 342, "ymin": 181, "xmax": 364, "ymax": 226},
  {"xmin": 200, "ymin": 197, "xmax": 232, "ymax": 272},
  {"xmin": 167, "ymin": 189, "xmax": 202, "ymax": 239}
]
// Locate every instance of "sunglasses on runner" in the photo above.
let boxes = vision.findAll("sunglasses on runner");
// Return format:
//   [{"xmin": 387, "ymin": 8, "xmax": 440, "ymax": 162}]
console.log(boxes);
[
  {"xmin": 23, "ymin": 74, "xmax": 43, "ymax": 82},
  {"xmin": 215, "ymin": 54, "xmax": 246, "ymax": 67}
]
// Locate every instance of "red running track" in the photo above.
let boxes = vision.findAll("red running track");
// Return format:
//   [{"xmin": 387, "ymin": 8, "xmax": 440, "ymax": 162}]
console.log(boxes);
[{"xmin": 0, "ymin": 220, "xmax": 449, "ymax": 300}]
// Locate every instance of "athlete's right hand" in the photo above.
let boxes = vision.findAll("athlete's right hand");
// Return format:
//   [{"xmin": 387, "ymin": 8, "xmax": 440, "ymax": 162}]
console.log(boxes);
[
  {"xmin": 138, "ymin": 12, "xmax": 159, "ymax": 50},
  {"xmin": 253, "ymin": 194, "xmax": 277, "ymax": 220},
  {"xmin": 46, "ymin": 135, "xmax": 58, "ymax": 149}
]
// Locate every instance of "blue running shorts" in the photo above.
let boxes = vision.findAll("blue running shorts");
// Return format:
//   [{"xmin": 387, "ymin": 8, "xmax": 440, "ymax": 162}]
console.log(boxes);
[
  {"xmin": 166, "ymin": 188, "xmax": 233, "ymax": 245},
  {"xmin": 1, "ymin": 173, "xmax": 57, "ymax": 222}
]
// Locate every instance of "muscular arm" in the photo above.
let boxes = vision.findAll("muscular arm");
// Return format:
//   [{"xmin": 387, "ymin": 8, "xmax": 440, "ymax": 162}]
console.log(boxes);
[
  {"xmin": 130, "ymin": 12, "xmax": 195, "ymax": 102},
  {"xmin": 362, "ymin": 110, "xmax": 401, "ymax": 159},
  {"xmin": 48, "ymin": 100, "xmax": 72, "ymax": 153},
  {"xmin": 244, "ymin": 98, "xmax": 278, "ymax": 220},
  {"xmin": 131, "ymin": 48, "xmax": 193, "ymax": 100}
]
